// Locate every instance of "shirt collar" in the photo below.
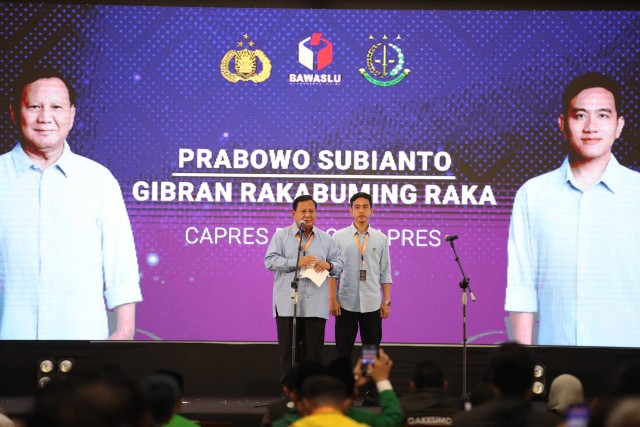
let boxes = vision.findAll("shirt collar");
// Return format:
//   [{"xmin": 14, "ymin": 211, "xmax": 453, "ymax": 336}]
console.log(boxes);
[
  {"xmin": 11, "ymin": 141, "xmax": 74, "ymax": 178},
  {"xmin": 349, "ymin": 222, "xmax": 371, "ymax": 235},
  {"xmin": 561, "ymin": 154, "xmax": 624, "ymax": 194},
  {"xmin": 292, "ymin": 221, "xmax": 315, "ymax": 237},
  {"xmin": 55, "ymin": 142, "xmax": 74, "ymax": 177}
]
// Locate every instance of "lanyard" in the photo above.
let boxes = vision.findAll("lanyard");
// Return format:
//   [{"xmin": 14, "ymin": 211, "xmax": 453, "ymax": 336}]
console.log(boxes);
[
  {"xmin": 293, "ymin": 227, "xmax": 314, "ymax": 254},
  {"xmin": 353, "ymin": 232, "xmax": 369, "ymax": 268}
]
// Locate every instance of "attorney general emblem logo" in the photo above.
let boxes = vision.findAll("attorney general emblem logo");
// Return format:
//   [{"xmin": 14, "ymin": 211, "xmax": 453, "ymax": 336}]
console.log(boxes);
[{"xmin": 360, "ymin": 34, "xmax": 410, "ymax": 87}]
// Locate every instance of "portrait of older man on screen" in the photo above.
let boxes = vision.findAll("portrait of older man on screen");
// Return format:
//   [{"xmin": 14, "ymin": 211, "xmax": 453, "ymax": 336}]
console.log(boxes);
[
  {"xmin": 0, "ymin": 69, "xmax": 142, "ymax": 340},
  {"xmin": 505, "ymin": 72, "xmax": 640, "ymax": 347}
]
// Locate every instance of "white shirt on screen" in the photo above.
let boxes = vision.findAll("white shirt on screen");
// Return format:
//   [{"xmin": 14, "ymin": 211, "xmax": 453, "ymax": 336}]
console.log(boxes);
[
  {"xmin": 505, "ymin": 155, "xmax": 640, "ymax": 347},
  {"xmin": 0, "ymin": 142, "xmax": 142, "ymax": 340}
]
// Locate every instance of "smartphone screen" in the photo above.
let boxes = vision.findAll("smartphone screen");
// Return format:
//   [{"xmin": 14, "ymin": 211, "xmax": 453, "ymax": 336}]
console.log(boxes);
[
  {"xmin": 361, "ymin": 344, "xmax": 377, "ymax": 376},
  {"xmin": 566, "ymin": 404, "xmax": 590, "ymax": 427}
]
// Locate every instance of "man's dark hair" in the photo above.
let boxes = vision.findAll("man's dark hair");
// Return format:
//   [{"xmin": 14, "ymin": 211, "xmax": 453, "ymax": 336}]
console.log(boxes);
[
  {"xmin": 30, "ymin": 364, "xmax": 147, "ymax": 427},
  {"xmin": 292, "ymin": 195, "xmax": 317, "ymax": 210},
  {"xmin": 282, "ymin": 364, "xmax": 297, "ymax": 391},
  {"xmin": 485, "ymin": 342, "xmax": 536, "ymax": 396},
  {"xmin": 326, "ymin": 356, "xmax": 356, "ymax": 396},
  {"xmin": 350, "ymin": 192, "xmax": 373, "ymax": 207},
  {"xmin": 292, "ymin": 360, "xmax": 325, "ymax": 396},
  {"xmin": 412, "ymin": 359, "xmax": 445, "ymax": 389},
  {"xmin": 299, "ymin": 375, "xmax": 348, "ymax": 403},
  {"xmin": 11, "ymin": 68, "xmax": 77, "ymax": 119},
  {"xmin": 155, "ymin": 369, "xmax": 185, "ymax": 396},
  {"xmin": 140, "ymin": 373, "xmax": 181, "ymax": 423},
  {"xmin": 610, "ymin": 360, "xmax": 640, "ymax": 397},
  {"xmin": 562, "ymin": 72, "xmax": 622, "ymax": 118}
]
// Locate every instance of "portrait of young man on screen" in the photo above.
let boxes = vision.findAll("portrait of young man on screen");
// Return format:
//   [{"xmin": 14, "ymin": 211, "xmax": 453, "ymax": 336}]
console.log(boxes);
[{"xmin": 505, "ymin": 72, "xmax": 640, "ymax": 347}]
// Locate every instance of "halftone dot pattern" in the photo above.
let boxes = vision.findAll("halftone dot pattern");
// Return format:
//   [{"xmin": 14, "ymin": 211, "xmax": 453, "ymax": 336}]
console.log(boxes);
[{"xmin": 1, "ymin": 5, "xmax": 639, "ymax": 342}]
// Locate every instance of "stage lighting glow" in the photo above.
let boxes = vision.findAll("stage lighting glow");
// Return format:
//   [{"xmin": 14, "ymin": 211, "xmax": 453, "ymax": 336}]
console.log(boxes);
[
  {"xmin": 532, "ymin": 381, "xmax": 545, "ymax": 395},
  {"xmin": 146, "ymin": 253, "xmax": 160, "ymax": 267},
  {"xmin": 38, "ymin": 376, "xmax": 51, "ymax": 388},
  {"xmin": 59, "ymin": 359, "xmax": 74, "ymax": 373},
  {"xmin": 39, "ymin": 359, "xmax": 54, "ymax": 373},
  {"xmin": 533, "ymin": 364, "xmax": 545, "ymax": 378}
]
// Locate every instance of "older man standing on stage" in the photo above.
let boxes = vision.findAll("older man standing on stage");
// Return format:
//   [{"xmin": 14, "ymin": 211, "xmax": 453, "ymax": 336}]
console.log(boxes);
[{"xmin": 265, "ymin": 195, "xmax": 342, "ymax": 381}]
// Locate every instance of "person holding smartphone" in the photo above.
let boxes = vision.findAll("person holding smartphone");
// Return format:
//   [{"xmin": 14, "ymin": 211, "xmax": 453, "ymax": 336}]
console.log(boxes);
[{"xmin": 331, "ymin": 192, "xmax": 393, "ymax": 361}]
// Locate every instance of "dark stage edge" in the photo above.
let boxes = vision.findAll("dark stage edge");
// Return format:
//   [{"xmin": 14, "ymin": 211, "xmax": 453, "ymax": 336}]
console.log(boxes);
[
  {"xmin": 1, "ymin": 395, "xmax": 387, "ymax": 427},
  {"xmin": 0, "ymin": 396, "xmax": 559, "ymax": 427},
  {"xmin": 1, "ymin": 342, "xmax": 639, "ymax": 409},
  {"xmin": 1, "ymin": 396, "xmax": 282, "ymax": 427}
]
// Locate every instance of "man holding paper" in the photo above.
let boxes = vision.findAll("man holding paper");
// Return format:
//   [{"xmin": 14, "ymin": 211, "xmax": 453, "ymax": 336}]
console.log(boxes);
[{"xmin": 265, "ymin": 195, "xmax": 342, "ymax": 381}]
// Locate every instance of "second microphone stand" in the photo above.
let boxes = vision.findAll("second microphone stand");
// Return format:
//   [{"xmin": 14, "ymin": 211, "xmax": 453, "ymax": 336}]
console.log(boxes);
[{"xmin": 448, "ymin": 237, "xmax": 476, "ymax": 401}]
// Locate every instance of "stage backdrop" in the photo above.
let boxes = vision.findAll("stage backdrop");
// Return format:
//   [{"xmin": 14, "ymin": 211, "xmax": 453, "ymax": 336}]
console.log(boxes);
[{"xmin": 0, "ymin": 3, "xmax": 638, "ymax": 343}]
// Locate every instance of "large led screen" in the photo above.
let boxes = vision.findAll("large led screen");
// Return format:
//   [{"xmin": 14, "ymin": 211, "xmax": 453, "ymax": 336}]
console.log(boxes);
[{"xmin": 1, "ymin": 3, "xmax": 639, "ymax": 345}]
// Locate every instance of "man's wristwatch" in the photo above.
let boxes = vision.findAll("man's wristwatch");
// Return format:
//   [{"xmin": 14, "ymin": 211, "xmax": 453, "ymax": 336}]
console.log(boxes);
[
  {"xmin": 327, "ymin": 262, "xmax": 333, "ymax": 271},
  {"xmin": 382, "ymin": 300, "xmax": 391, "ymax": 306}
]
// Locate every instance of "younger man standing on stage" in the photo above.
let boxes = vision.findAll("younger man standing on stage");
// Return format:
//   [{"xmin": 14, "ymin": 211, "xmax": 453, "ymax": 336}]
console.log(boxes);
[{"xmin": 332, "ymin": 192, "xmax": 393, "ymax": 359}]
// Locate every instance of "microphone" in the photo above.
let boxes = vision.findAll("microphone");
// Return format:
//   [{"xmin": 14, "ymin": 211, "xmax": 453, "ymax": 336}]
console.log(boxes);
[
  {"xmin": 445, "ymin": 234, "xmax": 458, "ymax": 242},
  {"xmin": 298, "ymin": 220, "xmax": 306, "ymax": 231}
]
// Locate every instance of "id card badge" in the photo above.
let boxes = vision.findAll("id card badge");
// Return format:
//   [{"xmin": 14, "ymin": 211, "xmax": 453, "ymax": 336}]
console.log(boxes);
[{"xmin": 359, "ymin": 270, "xmax": 367, "ymax": 281}]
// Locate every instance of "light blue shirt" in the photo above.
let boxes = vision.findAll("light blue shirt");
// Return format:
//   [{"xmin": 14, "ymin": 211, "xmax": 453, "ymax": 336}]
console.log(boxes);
[
  {"xmin": 333, "ymin": 223, "xmax": 392, "ymax": 313},
  {"xmin": 505, "ymin": 155, "xmax": 640, "ymax": 347},
  {"xmin": 0, "ymin": 143, "xmax": 142, "ymax": 340},
  {"xmin": 265, "ymin": 222, "xmax": 342, "ymax": 319}
]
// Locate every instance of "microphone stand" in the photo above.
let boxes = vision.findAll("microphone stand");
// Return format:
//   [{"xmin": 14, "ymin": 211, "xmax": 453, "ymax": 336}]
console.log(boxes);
[
  {"xmin": 448, "ymin": 237, "xmax": 476, "ymax": 402},
  {"xmin": 290, "ymin": 224, "xmax": 306, "ymax": 367}
]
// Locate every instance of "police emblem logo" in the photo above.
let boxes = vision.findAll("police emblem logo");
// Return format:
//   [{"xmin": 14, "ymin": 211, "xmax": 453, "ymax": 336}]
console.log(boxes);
[
  {"xmin": 359, "ymin": 34, "xmax": 410, "ymax": 87},
  {"xmin": 221, "ymin": 33, "xmax": 272, "ymax": 83}
]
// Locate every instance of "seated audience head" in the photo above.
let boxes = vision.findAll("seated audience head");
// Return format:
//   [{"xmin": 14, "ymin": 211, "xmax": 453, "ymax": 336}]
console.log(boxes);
[
  {"xmin": 29, "ymin": 364, "xmax": 147, "ymax": 427},
  {"xmin": 610, "ymin": 361, "xmax": 640, "ymax": 398},
  {"xmin": 326, "ymin": 356, "xmax": 357, "ymax": 397},
  {"xmin": 140, "ymin": 373, "xmax": 182, "ymax": 425},
  {"xmin": 280, "ymin": 365, "xmax": 298, "ymax": 401},
  {"xmin": 548, "ymin": 374, "xmax": 584, "ymax": 416},
  {"xmin": 291, "ymin": 360, "xmax": 326, "ymax": 403},
  {"xmin": 411, "ymin": 359, "xmax": 447, "ymax": 390},
  {"xmin": 485, "ymin": 342, "xmax": 536, "ymax": 398},
  {"xmin": 297, "ymin": 375, "xmax": 350, "ymax": 416},
  {"xmin": 155, "ymin": 369, "xmax": 185, "ymax": 397},
  {"xmin": 467, "ymin": 363, "xmax": 499, "ymax": 407},
  {"xmin": 606, "ymin": 398, "xmax": 640, "ymax": 427}
]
